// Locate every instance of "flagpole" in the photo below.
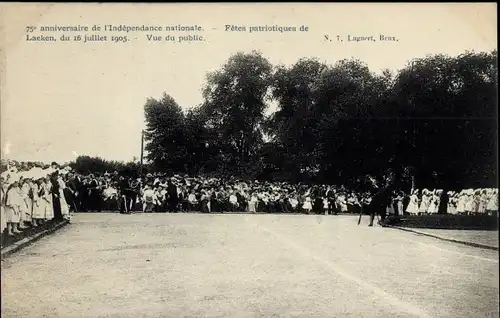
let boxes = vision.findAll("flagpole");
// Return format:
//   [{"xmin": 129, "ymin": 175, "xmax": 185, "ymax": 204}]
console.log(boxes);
[{"xmin": 140, "ymin": 129, "xmax": 144, "ymax": 177}]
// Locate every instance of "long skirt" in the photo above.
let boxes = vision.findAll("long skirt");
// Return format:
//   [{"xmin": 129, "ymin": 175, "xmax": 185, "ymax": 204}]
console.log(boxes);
[
  {"xmin": 1, "ymin": 205, "xmax": 7, "ymax": 232},
  {"xmin": 248, "ymin": 201, "xmax": 256, "ymax": 213},
  {"xmin": 45, "ymin": 198, "xmax": 54, "ymax": 220},
  {"xmin": 486, "ymin": 198, "xmax": 497, "ymax": 211},
  {"xmin": 397, "ymin": 202, "xmax": 404, "ymax": 215},
  {"xmin": 419, "ymin": 202, "xmax": 429, "ymax": 213},
  {"xmin": 32, "ymin": 200, "xmax": 46, "ymax": 219},
  {"xmin": 5, "ymin": 206, "xmax": 20, "ymax": 223},
  {"xmin": 23, "ymin": 199, "xmax": 32, "ymax": 223},
  {"xmin": 447, "ymin": 204, "xmax": 456, "ymax": 215},
  {"xmin": 405, "ymin": 202, "xmax": 416, "ymax": 214},
  {"xmin": 143, "ymin": 202, "xmax": 155, "ymax": 212},
  {"xmin": 340, "ymin": 203, "xmax": 348, "ymax": 213},
  {"xmin": 59, "ymin": 190, "xmax": 70, "ymax": 218},
  {"xmin": 18, "ymin": 202, "xmax": 25, "ymax": 223},
  {"xmin": 465, "ymin": 201, "xmax": 474, "ymax": 213},
  {"xmin": 302, "ymin": 202, "xmax": 312, "ymax": 211},
  {"xmin": 477, "ymin": 201, "xmax": 486, "ymax": 214}
]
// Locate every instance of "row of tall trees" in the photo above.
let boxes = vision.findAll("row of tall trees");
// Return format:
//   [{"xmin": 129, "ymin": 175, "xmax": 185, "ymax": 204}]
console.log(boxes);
[
  {"xmin": 143, "ymin": 50, "xmax": 498, "ymax": 190},
  {"xmin": 67, "ymin": 156, "xmax": 147, "ymax": 177}
]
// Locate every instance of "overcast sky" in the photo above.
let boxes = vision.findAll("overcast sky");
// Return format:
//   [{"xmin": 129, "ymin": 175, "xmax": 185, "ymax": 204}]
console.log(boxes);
[{"xmin": 1, "ymin": 3, "xmax": 496, "ymax": 163}]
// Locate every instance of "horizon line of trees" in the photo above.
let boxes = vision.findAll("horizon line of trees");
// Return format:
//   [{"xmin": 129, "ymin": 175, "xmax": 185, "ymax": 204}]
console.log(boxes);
[
  {"xmin": 3, "ymin": 50, "xmax": 496, "ymax": 191},
  {"xmin": 143, "ymin": 49, "xmax": 498, "ymax": 191}
]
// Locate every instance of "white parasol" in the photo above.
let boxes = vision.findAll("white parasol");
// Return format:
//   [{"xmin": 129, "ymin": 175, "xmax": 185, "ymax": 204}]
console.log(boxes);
[{"xmin": 59, "ymin": 166, "xmax": 72, "ymax": 175}]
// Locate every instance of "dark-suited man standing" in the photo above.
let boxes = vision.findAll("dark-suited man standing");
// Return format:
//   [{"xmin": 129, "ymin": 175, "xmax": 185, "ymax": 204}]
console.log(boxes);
[
  {"xmin": 118, "ymin": 176, "xmax": 132, "ymax": 214},
  {"xmin": 64, "ymin": 172, "xmax": 79, "ymax": 212},
  {"xmin": 368, "ymin": 185, "xmax": 394, "ymax": 227},
  {"xmin": 167, "ymin": 179, "xmax": 178, "ymax": 212},
  {"xmin": 50, "ymin": 163, "xmax": 63, "ymax": 221}
]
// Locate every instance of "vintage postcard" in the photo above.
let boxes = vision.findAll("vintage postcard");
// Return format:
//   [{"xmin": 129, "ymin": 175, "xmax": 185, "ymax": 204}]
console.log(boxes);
[{"xmin": 0, "ymin": 3, "xmax": 498, "ymax": 318}]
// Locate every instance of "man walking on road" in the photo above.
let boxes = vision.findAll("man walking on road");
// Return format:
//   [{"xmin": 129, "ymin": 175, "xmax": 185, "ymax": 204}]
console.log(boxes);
[{"xmin": 368, "ymin": 181, "xmax": 394, "ymax": 227}]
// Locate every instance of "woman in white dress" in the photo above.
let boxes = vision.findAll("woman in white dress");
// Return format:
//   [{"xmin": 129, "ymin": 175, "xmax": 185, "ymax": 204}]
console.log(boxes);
[
  {"xmin": 5, "ymin": 180, "xmax": 22, "ymax": 235},
  {"xmin": 323, "ymin": 197, "xmax": 329, "ymax": 215},
  {"xmin": 446, "ymin": 191, "xmax": 456, "ymax": 214},
  {"xmin": 43, "ymin": 178, "xmax": 54, "ymax": 221},
  {"xmin": 57, "ymin": 175, "xmax": 71, "ymax": 220},
  {"xmin": 31, "ymin": 179, "xmax": 46, "ymax": 227},
  {"xmin": 18, "ymin": 178, "xmax": 32, "ymax": 228},
  {"xmin": 428, "ymin": 189, "xmax": 442, "ymax": 214},
  {"xmin": 337, "ymin": 193, "xmax": 348, "ymax": 213},
  {"xmin": 395, "ymin": 192, "xmax": 404, "ymax": 216},
  {"xmin": 453, "ymin": 192, "xmax": 460, "ymax": 215},
  {"xmin": 405, "ymin": 189, "xmax": 419, "ymax": 215},
  {"xmin": 477, "ymin": 189, "xmax": 488, "ymax": 214},
  {"xmin": 456, "ymin": 191, "xmax": 466, "ymax": 215},
  {"xmin": 302, "ymin": 196, "xmax": 312, "ymax": 214},
  {"xmin": 426, "ymin": 190, "xmax": 436, "ymax": 214},
  {"xmin": 419, "ymin": 189, "xmax": 431, "ymax": 215},
  {"xmin": 25, "ymin": 178, "xmax": 35, "ymax": 225},
  {"xmin": 228, "ymin": 191, "xmax": 238, "ymax": 212},
  {"xmin": 486, "ymin": 189, "xmax": 498, "ymax": 216},
  {"xmin": 472, "ymin": 189, "xmax": 481, "ymax": 214},
  {"xmin": 464, "ymin": 190, "xmax": 474, "ymax": 215},
  {"xmin": 142, "ymin": 184, "xmax": 156, "ymax": 213},
  {"xmin": 248, "ymin": 192, "xmax": 258, "ymax": 213}
]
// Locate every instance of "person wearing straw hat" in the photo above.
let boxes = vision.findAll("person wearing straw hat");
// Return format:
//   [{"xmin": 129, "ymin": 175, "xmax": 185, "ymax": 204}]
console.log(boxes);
[
  {"xmin": 302, "ymin": 193, "xmax": 312, "ymax": 214},
  {"xmin": 18, "ymin": 176, "xmax": 33, "ymax": 229},
  {"xmin": 428, "ymin": 190, "xmax": 441, "ymax": 215},
  {"xmin": 56, "ymin": 174, "xmax": 71, "ymax": 220},
  {"xmin": 43, "ymin": 177, "xmax": 54, "ymax": 222},
  {"xmin": 419, "ymin": 189, "xmax": 431, "ymax": 215},
  {"xmin": 5, "ymin": 179, "xmax": 23, "ymax": 235},
  {"xmin": 405, "ymin": 189, "xmax": 419, "ymax": 215},
  {"xmin": 31, "ymin": 178, "xmax": 46, "ymax": 227},
  {"xmin": 142, "ymin": 184, "xmax": 156, "ymax": 213},
  {"xmin": 464, "ymin": 189, "xmax": 474, "ymax": 215}
]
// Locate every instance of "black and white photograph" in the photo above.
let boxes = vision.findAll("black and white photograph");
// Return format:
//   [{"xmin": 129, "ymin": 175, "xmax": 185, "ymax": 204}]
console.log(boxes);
[{"xmin": 0, "ymin": 3, "xmax": 498, "ymax": 317}]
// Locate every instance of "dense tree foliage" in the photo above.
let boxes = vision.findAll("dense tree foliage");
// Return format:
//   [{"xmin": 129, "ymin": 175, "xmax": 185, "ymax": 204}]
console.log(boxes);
[
  {"xmin": 143, "ymin": 50, "xmax": 497, "ymax": 190},
  {"xmin": 68, "ymin": 156, "xmax": 147, "ymax": 177}
]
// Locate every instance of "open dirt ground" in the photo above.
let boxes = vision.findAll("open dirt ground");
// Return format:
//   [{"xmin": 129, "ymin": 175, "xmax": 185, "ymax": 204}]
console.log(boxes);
[{"xmin": 2, "ymin": 213, "xmax": 498, "ymax": 318}]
